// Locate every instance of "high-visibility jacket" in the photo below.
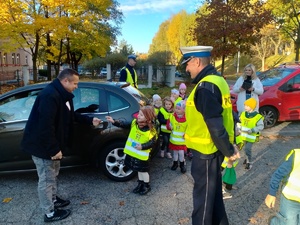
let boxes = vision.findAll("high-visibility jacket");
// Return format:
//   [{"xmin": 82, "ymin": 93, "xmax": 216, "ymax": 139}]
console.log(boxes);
[
  {"xmin": 185, "ymin": 75, "xmax": 234, "ymax": 154},
  {"xmin": 169, "ymin": 114, "xmax": 187, "ymax": 145},
  {"xmin": 122, "ymin": 67, "xmax": 138, "ymax": 88},
  {"xmin": 282, "ymin": 149, "xmax": 300, "ymax": 202},
  {"xmin": 240, "ymin": 112, "xmax": 263, "ymax": 143},
  {"xmin": 124, "ymin": 119, "xmax": 156, "ymax": 161},
  {"xmin": 159, "ymin": 107, "xmax": 171, "ymax": 133}
]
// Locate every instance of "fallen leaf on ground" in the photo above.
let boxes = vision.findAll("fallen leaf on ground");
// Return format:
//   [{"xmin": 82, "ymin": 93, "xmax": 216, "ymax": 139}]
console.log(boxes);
[
  {"xmin": 248, "ymin": 217, "xmax": 258, "ymax": 224},
  {"xmin": 119, "ymin": 201, "xmax": 125, "ymax": 206},
  {"xmin": 178, "ymin": 217, "xmax": 189, "ymax": 224},
  {"xmin": 2, "ymin": 198, "xmax": 12, "ymax": 203},
  {"xmin": 80, "ymin": 201, "xmax": 89, "ymax": 205}
]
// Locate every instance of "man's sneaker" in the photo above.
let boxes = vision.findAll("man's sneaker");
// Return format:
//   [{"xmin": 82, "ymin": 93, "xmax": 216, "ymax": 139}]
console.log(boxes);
[
  {"xmin": 44, "ymin": 209, "xmax": 71, "ymax": 222},
  {"xmin": 245, "ymin": 163, "xmax": 252, "ymax": 170},
  {"xmin": 166, "ymin": 152, "xmax": 172, "ymax": 159},
  {"xmin": 54, "ymin": 196, "xmax": 70, "ymax": 209},
  {"xmin": 222, "ymin": 190, "xmax": 232, "ymax": 200}
]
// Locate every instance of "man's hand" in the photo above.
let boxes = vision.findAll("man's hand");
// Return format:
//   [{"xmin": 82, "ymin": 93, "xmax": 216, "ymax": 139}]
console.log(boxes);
[
  {"xmin": 51, "ymin": 151, "xmax": 63, "ymax": 160},
  {"xmin": 92, "ymin": 117, "xmax": 102, "ymax": 126},
  {"xmin": 229, "ymin": 144, "xmax": 240, "ymax": 161},
  {"xmin": 265, "ymin": 194, "xmax": 276, "ymax": 208}
]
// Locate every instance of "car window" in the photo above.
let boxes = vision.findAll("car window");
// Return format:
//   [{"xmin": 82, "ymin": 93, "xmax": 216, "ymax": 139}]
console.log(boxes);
[
  {"xmin": 73, "ymin": 88, "xmax": 100, "ymax": 112},
  {"xmin": 260, "ymin": 68, "xmax": 296, "ymax": 86},
  {"xmin": 107, "ymin": 91, "xmax": 130, "ymax": 112},
  {"xmin": 286, "ymin": 74, "xmax": 300, "ymax": 91},
  {"xmin": 0, "ymin": 90, "xmax": 39, "ymax": 122}
]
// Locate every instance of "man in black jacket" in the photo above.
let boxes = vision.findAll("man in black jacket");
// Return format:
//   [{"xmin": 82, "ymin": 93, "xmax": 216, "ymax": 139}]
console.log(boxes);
[
  {"xmin": 180, "ymin": 46, "xmax": 239, "ymax": 225},
  {"xmin": 21, "ymin": 68, "xmax": 101, "ymax": 222}
]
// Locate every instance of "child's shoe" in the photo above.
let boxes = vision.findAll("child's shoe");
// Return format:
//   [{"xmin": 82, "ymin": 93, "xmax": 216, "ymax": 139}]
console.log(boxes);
[
  {"xmin": 171, "ymin": 161, "xmax": 178, "ymax": 170},
  {"xmin": 139, "ymin": 182, "xmax": 151, "ymax": 195},
  {"xmin": 166, "ymin": 152, "xmax": 172, "ymax": 159},
  {"xmin": 179, "ymin": 161, "xmax": 186, "ymax": 173},
  {"xmin": 222, "ymin": 189, "xmax": 232, "ymax": 200},
  {"xmin": 245, "ymin": 163, "xmax": 252, "ymax": 170},
  {"xmin": 160, "ymin": 150, "xmax": 165, "ymax": 158}
]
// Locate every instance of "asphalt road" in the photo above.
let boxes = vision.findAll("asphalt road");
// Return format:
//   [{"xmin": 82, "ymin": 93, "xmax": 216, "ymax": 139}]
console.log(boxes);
[{"xmin": 1, "ymin": 122, "xmax": 300, "ymax": 225}]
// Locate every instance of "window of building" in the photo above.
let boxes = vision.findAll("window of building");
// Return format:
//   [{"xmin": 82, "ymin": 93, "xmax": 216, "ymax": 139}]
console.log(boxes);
[
  {"xmin": 3, "ymin": 53, "xmax": 8, "ymax": 65},
  {"xmin": 12, "ymin": 53, "xmax": 15, "ymax": 65},
  {"xmin": 16, "ymin": 54, "xmax": 20, "ymax": 65}
]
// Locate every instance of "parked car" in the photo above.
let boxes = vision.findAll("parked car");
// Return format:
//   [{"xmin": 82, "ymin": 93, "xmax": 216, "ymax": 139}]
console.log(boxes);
[
  {"xmin": 100, "ymin": 68, "xmax": 107, "ymax": 77},
  {"xmin": 231, "ymin": 63, "xmax": 300, "ymax": 128},
  {"xmin": 0, "ymin": 82, "xmax": 159, "ymax": 181}
]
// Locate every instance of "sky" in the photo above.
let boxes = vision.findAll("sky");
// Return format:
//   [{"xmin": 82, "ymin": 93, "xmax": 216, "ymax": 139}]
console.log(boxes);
[{"xmin": 117, "ymin": 0, "xmax": 201, "ymax": 53}]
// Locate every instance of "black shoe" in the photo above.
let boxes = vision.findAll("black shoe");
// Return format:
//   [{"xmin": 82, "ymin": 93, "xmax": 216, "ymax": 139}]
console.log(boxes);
[
  {"xmin": 180, "ymin": 161, "xmax": 186, "ymax": 174},
  {"xmin": 54, "ymin": 196, "xmax": 70, "ymax": 209},
  {"xmin": 243, "ymin": 159, "xmax": 247, "ymax": 165},
  {"xmin": 139, "ymin": 183, "xmax": 151, "ymax": 195},
  {"xmin": 132, "ymin": 180, "xmax": 144, "ymax": 194},
  {"xmin": 44, "ymin": 209, "xmax": 71, "ymax": 222},
  {"xmin": 171, "ymin": 161, "xmax": 178, "ymax": 170}
]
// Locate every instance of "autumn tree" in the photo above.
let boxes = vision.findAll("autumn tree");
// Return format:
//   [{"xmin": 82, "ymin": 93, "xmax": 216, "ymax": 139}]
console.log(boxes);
[
  {"xmin": 194, "ymin": 0, "xmax": 272, "ymax": 75},
  {"xmin": 0, "ymin": 0, "xmax": 122, "ymax": 81},
  {"xmin": 266, "ymin": 0, "xmax": 300, "ymax": 61}
]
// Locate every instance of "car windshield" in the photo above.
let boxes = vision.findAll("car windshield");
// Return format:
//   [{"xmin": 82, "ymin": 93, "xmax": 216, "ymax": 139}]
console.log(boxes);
[
  {"xmin": 259, "ymin": 68, "xmax": 296, "ymax": 86},
  {"xmin": 121, "ymin": 84, "xmax": 150, "ymax": 106}
]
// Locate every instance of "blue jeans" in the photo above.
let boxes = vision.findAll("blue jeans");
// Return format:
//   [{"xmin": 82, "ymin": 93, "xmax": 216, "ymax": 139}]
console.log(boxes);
[
  {"xmin": 32, "ymin": 156, "xmax": 60, "ymax": 214},
  {"xmin": 270, "ymin": 194, "xmax": 300, "ymax": 225}
]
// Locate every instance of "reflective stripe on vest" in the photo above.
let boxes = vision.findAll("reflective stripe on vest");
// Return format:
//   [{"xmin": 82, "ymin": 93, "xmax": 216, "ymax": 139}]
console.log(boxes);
[
  {"xmin": 123, "ymin": 67, "xmax": 138, "ymax": 88},
  {"xmin": 239, "ymin": 112, "xmax": 263, "ymax": 143},
  {"xmin": 123, "ymin": 120, "xmax": 156, "ymax": 161},
  {"xmin": 185, "ymin": 75, "xmax": 234, "ymax": 154},
  {"xmin": 159, "ymin": 107, "xmax": 171, "ymax": 133},
  {"xmin": 169, "ymin": 114, "xmax": 187, "ymax": 145},
  {"xmin": 282, "ymin": 149, "xmax": 300, "ymax": 202}
]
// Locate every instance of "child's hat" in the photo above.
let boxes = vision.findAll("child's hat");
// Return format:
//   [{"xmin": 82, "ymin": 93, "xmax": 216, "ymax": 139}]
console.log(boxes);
[
  {"xmin": 171, "ymin": 89, "xmax": 179, "ymax": 95},
  {"xmin": 179, "ymin": 83, "xmax": 187, "ymax": 90},
  {"xmin": 152, "ymin": 94, "xmax": 161, "ymax": 102},
  {"xmin": 176, "ymin": 100, "xmax": 186, "ymax": 110},
  {"xmin": 244, "ymin": 98, "xmax": 257, "ymax": 110}
]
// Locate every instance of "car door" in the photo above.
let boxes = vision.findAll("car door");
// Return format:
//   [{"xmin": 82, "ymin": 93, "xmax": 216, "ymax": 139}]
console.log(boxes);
[
  {"xmin": 0, "ymin": 90, "xmax": 40, "ymax": 171},
  {"xmin": 278, "ymin": 73, "xmax": 300, "ymax": 120}
]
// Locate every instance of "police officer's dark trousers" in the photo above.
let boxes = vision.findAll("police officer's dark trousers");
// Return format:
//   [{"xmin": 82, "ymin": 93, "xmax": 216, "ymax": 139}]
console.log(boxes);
[{"xmin": 191, "ymin": 150, "xmax": 229, "ymax": 225}]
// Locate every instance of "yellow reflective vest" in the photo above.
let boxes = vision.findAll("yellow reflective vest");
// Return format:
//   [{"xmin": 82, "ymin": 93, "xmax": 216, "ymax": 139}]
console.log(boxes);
[
  {"xmin": 169, "ymin": 114, "xmax": 187, "ymax": 145},
  {"xmin": 124, "ymin": 119, "xmax": 156, "ymax": 161},
  {"xmin": 239, "ymin": 112, "xmax": 263, "ymax": 143},
  {"xmin": 185, "ymin": 75, "xmax": 234, "ymax": 154},
  {"xmin": 123, "ymin": 67, "xmax": 138, "ymax": 88},
  {"xmin": 282, "ymin": 149, "xmax": 300, "ymax": 202},
  {"xmin": 159, "ymin": 107, "xmax": 171, "ymax": 133}
]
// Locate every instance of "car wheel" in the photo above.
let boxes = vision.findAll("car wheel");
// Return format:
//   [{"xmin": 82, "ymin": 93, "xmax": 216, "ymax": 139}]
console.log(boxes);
[
  {"xmin": 259, "ymin": 106, "xmax": 278, "ymax": 128},
  {"xmin": 99, "ymin": 141, "xmax": 136, "ymax": 182}
]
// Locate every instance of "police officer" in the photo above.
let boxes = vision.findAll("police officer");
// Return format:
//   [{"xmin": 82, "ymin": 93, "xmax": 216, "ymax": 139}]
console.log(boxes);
[
  {"xmin": 119, "ymin": 54, "xmax": 138, "ymax": 88},
  {"xmin": 180, "ymin": 46, "xmax": 239, "ymax": 225}
]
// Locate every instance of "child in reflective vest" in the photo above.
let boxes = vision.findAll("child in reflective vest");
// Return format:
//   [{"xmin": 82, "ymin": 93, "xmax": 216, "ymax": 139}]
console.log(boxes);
[
  {"xmin": 265, "ymin": 149, "xmax": 300, "ymax": 225},
  {"xmin": 152, "ymin": 94, "xmax": 162, "ymax": 116},
  {"xmin": 166, "ymin": 100, "xmax": 187, "ymax": 173},
  {"xmin": 106, "ymin": 106, "xmax": 158, "ymax": 195},
  {"xmin": 238, "ymin": 98, "xmax": 264, "ymax": 170},
  {"xmin": 157, "ymin": 97, "xmax": 174, "ymax": 158}
]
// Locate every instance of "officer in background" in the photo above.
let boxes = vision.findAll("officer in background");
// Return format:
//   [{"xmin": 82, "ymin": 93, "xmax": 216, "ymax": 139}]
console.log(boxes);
[
  {"xmin": 180, "ymin": 46, "xmax": 239, "ymax": 225},
  {"xmin": 119, "ymin": 54, "xmax": 138, "ymax": 88}
]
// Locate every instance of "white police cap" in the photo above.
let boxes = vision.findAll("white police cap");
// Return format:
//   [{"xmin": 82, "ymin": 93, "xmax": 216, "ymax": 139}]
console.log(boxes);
[{"xmin": 180, "ymin": 46, "xmax": 213, "ymax": 64}]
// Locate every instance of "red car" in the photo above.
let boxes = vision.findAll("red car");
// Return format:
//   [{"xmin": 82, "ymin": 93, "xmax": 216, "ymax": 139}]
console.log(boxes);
[{"xmin": 231, "ymin": 63, "xmax": 300, "ymax": 128}]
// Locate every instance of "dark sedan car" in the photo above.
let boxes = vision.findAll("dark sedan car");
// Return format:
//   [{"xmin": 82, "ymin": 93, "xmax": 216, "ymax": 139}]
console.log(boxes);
[{"xmin": 0, "ymin": 81, "xmax": 158, "ymax": 181}]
